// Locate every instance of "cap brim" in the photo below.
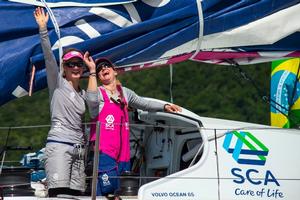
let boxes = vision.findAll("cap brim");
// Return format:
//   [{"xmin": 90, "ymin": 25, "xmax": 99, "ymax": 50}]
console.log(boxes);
[
  {"xmin": 62, "ymin": 51, "xmax": 84, "ymax": 62},
  {"xmin": 95, "ymin": 58, "xmax": 114, "ymax": 66},
  {"xmin": 95, "ymin": 57, "xmax": 115, "ymax": 73}
]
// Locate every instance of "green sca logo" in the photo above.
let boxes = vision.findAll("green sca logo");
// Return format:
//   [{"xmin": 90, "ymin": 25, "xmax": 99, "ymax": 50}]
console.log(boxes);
[{"xmin": 223, "ymin": 131, "xmax": 269, "ymax": 165}]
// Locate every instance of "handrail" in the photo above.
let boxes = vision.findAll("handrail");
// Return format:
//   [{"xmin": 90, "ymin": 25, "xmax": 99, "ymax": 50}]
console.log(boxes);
[
  {"xmin": 91, "ymin": 121, "xmax": 100, "ymax": 200},
  {"xmin": 0, "ymin": 122, "xmax": 288, "ymax": 131},
  {"xmin": 0, "ymin": 121, "xmax": 298, "ymax": 198}
]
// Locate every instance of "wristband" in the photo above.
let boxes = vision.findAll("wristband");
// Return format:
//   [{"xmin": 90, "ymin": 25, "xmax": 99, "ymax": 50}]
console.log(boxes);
[{"xmin": 89, "ymin": 72, "xmax": 96, "ymax": 76}]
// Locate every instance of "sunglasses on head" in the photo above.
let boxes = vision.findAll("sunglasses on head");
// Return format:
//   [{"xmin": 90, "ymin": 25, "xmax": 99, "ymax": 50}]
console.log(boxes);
[{"xmin": 64, "ymin": 62, "xmax": 85, "ymax": 68}]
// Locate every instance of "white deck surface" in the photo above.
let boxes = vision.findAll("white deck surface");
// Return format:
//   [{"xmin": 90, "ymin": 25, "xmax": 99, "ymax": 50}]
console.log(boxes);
[{"xmin": 3, "ymin": 195, "xmax": 138, "ymax": 200}]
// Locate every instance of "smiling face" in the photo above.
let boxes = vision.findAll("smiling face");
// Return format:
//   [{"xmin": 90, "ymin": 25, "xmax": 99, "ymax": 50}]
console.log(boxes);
[
  {"xmin": 95, "ymin": 59, "xmax": 117, "ymax": 85},
  {"xmin": 97, "ymin": 65, "xmax": 117, "ymax": 85},
  {"xmin": 63, "ymin": 58, "xmax": 84, "ymax": 81}
]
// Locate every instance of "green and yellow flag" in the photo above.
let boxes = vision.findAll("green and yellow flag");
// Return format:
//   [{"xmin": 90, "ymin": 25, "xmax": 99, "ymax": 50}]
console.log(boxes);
[{"xmin": 271, "ymin": 58, "xmax": 300, "ymax": 128}]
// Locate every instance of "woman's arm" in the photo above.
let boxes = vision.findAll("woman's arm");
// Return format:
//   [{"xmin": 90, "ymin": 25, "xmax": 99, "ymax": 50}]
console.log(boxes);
[
  {"xmin": 125, "ymin": 87, "xmax": 181, "ymax": 112},
  {"xmin": 84, "ymin": 51, "xmax": 97, "ymax": 93},
  {"xmin": 34, "ymin": 7, "xmax": 59, "ymax": 99},
  {"xmin": 84, "ymin": 51, "xmax": 100, "ymax": 119}
]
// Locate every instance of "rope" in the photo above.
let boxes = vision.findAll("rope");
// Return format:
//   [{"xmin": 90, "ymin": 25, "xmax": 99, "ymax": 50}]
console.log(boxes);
[
  {"xmin": 225, "ymin": 59, "xmax": 300, "ymax": 127},
  {"xmin": 0, "ymin": 122, "xmax": 287, "ymax": 131},
  {"xmin": 169, "ymin": 64, "xmax": 174, "ymax": 103},
  {"xmin": 41, "ymin": 0, "xmax": 64, "ymax": 75},
  {"xmin": 0, "ymin": 127, "xmax": 11, "ymax": 175},
  {"xmin": 191, "ymin": 0, "xmax": 204, "ymax": 59},
  {"xmin": 214, "ymin": 129, "xmax": 221, "ymax": 200}
]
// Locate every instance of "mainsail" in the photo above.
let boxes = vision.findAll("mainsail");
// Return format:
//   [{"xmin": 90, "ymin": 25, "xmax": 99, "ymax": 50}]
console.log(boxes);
[{"xmin": 0, "ymin": 0, "xmax": 300, "ymax": 105}]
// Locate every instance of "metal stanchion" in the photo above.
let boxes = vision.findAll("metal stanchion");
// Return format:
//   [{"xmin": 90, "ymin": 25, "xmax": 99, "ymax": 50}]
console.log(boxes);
[{"xmin": 91, "ymin": 121, "xmax": 100, "ymax": 200}]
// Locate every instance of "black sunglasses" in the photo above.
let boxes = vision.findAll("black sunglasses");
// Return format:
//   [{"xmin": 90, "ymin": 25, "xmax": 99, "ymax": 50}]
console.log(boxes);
[
  {"xmin": 96, "ymin": 62, "xmax": 113, "ymax": 74},
  {"xmin": 97, "ymin": 62, "xmax": 113, "ymax": 71},
  {"xmin": 110, "ymin": 97, "xmax": 125, "ymax": 109},
  {"xmin": 64, "ymin": 62, "xmax": 85, "ymax": 68}
]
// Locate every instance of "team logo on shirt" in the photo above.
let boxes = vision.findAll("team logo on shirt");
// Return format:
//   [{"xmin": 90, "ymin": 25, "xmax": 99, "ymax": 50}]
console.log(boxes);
[
  {"xmin": 101, "ymin": 173, "xmax": 111, "ymax": 186},
  {"xmin": 105, "ymin": 114, "xmax": 115, "ymax": 130}
]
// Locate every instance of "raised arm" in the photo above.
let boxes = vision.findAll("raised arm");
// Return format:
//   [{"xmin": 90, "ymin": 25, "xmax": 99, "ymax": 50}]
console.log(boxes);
[
  {"xmin": 34, "ymin": 7, "xmax": 59, "ymax": 98},
  {"xmin": 84, "ymin": 51, "xmax": 100, "ymax": 118},
  {"xmin": 84, "ymin": 52, "xmax": 97, "ymax": 93}
]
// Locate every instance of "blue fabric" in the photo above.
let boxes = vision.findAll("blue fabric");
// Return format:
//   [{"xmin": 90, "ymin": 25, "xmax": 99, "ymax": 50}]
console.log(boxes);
[
  {"xmin": 20, "ymin": 148, "xmax": 46, "ymax": 182},
  {"xmin": 41, "ymin": 0, "xmax": 134, "ymax": 4},
  {"xmin": 118, "ymin": 161, "xmax": 131, "ymax": 174},
  {"xmin": 1, "ymin": 0, "xmax": 300, "ymax": 105},
  {"xmin": 31, "ymin": 170, "xmax": 46, "ymax": 182},
  {"xmin": 20, "ymin": 148, "xmax": 45, "ymax": 168},
  {"xmin": 97, "ymin": 153, "xmax": 119, "ymax": 196}
]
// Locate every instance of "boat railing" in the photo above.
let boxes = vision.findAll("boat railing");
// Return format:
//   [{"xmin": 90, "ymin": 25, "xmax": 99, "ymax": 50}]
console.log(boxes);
[{"xmin": 0, "ymin": 121, "xmax": 286, "ymax": 199}]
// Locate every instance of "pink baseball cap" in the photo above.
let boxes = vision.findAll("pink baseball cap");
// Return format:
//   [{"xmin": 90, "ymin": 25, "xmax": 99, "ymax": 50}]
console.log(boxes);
[{"xmin": 62, "ymin": 51, "xmax": 84, "ymax": 62}]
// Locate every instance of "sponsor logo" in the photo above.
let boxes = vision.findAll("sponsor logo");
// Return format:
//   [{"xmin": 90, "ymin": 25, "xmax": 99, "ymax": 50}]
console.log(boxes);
[
  {"xmin": 223, "ymin": 131, "xmax": 269, "ymax": 166},
  {"xmin": 223, "ymin": 131, "xmax": 283, "ymax": 198},
  {"xmin": 105, "ymin": 114, "xmax": 115, "ymax": 130},
  {"xmin": 101, "ymin": 173, "xmax": 111, "ymax": 186}
]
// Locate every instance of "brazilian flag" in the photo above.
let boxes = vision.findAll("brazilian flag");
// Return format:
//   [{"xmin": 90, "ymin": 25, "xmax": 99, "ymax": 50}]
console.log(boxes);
[{"xmin": 271, "ymin": 58, "xmax": 300, "ymax": 128}]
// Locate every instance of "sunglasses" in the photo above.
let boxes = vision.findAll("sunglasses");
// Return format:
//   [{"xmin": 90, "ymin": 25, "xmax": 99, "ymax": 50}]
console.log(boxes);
[
  {"xmin": 64, "ymin": 62, "xmax": 85, "ymax": 68},
  {"xmin": 97, "ymin": 62, "xmax": 113, "ymax": 71},
  {"xmin": 110, "ymin": 97, "xmax": 125, "ymax": 109}
]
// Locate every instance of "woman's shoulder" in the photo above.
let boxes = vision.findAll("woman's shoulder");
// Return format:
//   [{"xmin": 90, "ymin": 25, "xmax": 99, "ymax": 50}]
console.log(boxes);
[{"xmin": 121, "ymin": 86, "xmax": 133, "ymax": 93}]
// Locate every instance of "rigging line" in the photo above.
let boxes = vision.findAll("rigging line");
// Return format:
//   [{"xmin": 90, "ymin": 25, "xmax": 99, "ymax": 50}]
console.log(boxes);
[
  {"xmin": 227, "ymin": 59, "xmax": 286, "ymax": 110},
  {"xmin": 0, "ymin": 124, "xmax": 50, "ymax": 130},
  {"xmin": 226, "ymin": 59, "xmax": 271, "ymax": 103},
  {"xmin": 1, "ymin": 160, "xmax": 21, "ymax": 163},
  {"xmin": 214, "ymin": 129, "xmax": 221, "ymax": 200},
  {"xmin": 189, "ymin": 139, "xmax": 204, "ymax": 167},
  {"xmin": 87, "ymin": 176, "xmax": 300, "ymax": 181},
  {"xmin": 169, "ymin": 64, "xmax": 174, "ymax": 103},
  {"xmin": 225, "ymin": 59, "xmax": 300, "ymax": 126},
  {"xmin": 191, "ymin": 0, "xmax": 204, "ymax": 59},
  {"xmin": 0, "ymin": 123, "xmax": 288, "ymax": 131},
  {"xmin": 41, "ymin": 0, "xmax": 63, "ymax": 75},
  {"xmin": 0, "ymin": 127, "xmax": 11, "ymax": 175}
]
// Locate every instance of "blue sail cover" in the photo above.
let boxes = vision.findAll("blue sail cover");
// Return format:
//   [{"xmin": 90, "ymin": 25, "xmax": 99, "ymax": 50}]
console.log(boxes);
[
  {"xmin": 0, "ymin": 0, "xmax": 300, "ymax": 105},
  {"xmin": 8, "ymin": 0, "xmax": 136, "ymax": 6}
]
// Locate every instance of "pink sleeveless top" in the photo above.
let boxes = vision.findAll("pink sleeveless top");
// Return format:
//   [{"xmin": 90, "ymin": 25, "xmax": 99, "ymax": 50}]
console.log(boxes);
[{"xmin": 90, "ymin": 86, "xmax": 130, "ymax": 163}]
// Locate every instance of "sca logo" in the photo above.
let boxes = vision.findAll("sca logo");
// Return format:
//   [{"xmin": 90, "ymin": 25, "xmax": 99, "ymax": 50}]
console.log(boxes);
[
  {"xmin": 223, "ymin": 131, "xmax": 279, "ymax": 186},
  {"xmin": 223, "ymin": 131, "xmax": 269, "ymax": 165}
]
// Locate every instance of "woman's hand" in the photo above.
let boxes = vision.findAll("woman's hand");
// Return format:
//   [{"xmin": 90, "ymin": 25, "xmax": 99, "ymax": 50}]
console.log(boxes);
[
  {"xmin": 84, "ymin": 52, "xmax": 96, "ymax": 73},
  {"xmin": 34, "ymin": 7, "xmax": 49, "ymax": 30},
  {"xmin": 164, "ymin": 104, "xmax": 182, "ymax": 113}
]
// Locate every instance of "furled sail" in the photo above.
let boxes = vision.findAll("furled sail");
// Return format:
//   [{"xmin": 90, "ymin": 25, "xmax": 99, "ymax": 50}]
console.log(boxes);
[{"xmin": 0, "ymin": 0, "xmax": 300, "ymax": 105}]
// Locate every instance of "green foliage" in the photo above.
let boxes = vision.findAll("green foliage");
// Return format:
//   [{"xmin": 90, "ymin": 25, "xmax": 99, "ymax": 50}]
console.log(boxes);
[
  {"xmin": 119, "ymin": 61, "xmax": 270, "ymax": 124},
  {"xmin": 0, "ymin": 89, "xmax": 50, "ymax": 163},
  {"xmin": 0, "ymin": 61, "xmax": 270, "ymax": 162}
]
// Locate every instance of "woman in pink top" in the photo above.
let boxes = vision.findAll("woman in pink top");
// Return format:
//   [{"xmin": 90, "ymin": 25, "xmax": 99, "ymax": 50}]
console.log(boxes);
[{"xmin": 87, "ymin": 58, "xmax": 181, "ymax": 196}]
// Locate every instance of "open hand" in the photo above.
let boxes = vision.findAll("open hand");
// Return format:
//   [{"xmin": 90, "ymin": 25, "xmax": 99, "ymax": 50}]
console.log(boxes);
[
  {"xmin": 164, "ymin": 104, "xmax": 182, "ymax": 113},
  {"xmin": 83, "ymin": 52, "xmax": 96, "ymax": 73},
  {"xmin": 34, "ymin": 7, "xmax": 49, "ymax": 30}
]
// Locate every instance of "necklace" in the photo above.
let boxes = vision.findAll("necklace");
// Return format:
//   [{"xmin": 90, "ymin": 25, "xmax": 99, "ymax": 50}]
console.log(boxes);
[{"xmin": 104, "ymin": 86, "xmax": 117, "ymax": 95}]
